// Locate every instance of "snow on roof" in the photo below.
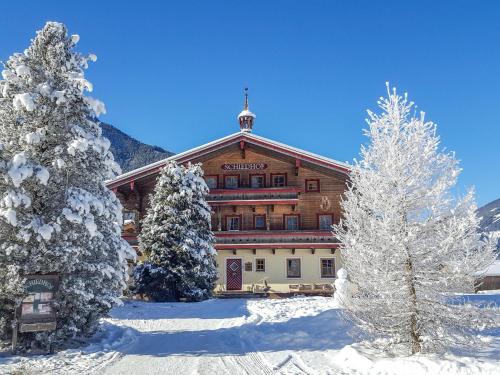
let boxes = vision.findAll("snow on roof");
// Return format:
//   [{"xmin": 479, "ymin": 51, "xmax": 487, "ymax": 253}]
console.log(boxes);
[
  {"xmin": 246, "ymin": 132, "xmax": 350, "ymax": 170},
  {"xmin": 106, "ymin": 131, "xmax": 351, "ymax": 187},
  {"xmin": 483, "ymin": 260, "xmax": 500, "ymax": 277},
  {"xmin": 238, "ymin": 109, "xmax": 256, "ymax": 118}
]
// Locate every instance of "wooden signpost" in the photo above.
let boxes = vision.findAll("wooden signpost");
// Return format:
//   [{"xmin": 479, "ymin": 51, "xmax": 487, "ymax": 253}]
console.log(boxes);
[{"xmin": 12, "ymin": 274, "xmax": 59, "ymax": 353}]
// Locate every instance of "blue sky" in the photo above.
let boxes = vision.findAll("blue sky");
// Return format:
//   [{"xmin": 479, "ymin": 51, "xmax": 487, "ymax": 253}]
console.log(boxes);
[{"xmin": 1, "ymin": 1, "xmax": 499, "ymax": 206}]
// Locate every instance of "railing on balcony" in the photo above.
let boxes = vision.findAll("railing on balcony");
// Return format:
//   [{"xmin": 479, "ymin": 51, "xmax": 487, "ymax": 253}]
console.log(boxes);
[
  {"xmin": 214, "ymin": 230, "xmax": 337, "ymax": 245},
  {"xmin": 207, "ymin": 187, "xmax": 300, "ymax": 205}
]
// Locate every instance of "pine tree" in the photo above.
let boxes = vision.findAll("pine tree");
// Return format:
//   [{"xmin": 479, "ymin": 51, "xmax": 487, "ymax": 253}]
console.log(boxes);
[
  {"xmin": 0, "ymin": 22, "xmax": 134, "ymax": 348},
  {"xmin": 334, "ymin": 84, "xmax": 496, "ymax": 354},
  {"xmin": 137, "ymin": 162, "xmax": 218, "ymax": 302}
]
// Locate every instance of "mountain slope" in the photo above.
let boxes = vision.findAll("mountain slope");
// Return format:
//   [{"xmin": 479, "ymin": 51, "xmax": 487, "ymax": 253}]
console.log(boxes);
[
  {"xmin": 478, "ymin": 199, "xmax": 500, "ymax": 232},
  {"xmin": 478, "ymin": 198, "xmax": 500, "ymax": 251},
  {"xmin": 101, "ymin": 122, "xmax": 174, "ymax": 173}
]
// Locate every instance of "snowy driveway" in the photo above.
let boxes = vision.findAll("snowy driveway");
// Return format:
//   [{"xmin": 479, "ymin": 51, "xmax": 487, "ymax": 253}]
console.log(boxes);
[{"xmin": 1, "ymin": 295, "xmax": 499, "ymax": 375}]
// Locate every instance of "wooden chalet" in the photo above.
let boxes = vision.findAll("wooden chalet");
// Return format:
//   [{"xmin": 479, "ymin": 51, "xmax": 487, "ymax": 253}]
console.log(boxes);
[{"xmin": 107, "ymin": 90, "xmax": 350, "ymax": 294}]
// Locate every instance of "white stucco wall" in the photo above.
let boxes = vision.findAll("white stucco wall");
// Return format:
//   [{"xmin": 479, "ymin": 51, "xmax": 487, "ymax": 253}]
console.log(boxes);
[{"xmin": 215, "ymin": 248, "xmax": 342, "ymax": 293}]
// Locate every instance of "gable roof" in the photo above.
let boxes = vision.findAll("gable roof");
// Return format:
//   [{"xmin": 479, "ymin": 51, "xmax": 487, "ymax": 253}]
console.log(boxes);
[{"xmin": 106, "ymin": 132, "xmax": 351, "ymax": 189}]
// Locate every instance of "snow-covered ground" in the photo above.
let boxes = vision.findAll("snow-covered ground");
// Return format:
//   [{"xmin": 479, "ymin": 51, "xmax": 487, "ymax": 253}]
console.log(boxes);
[{"xmin": 1, "ymin": 294, "xmax": 499, "ymax": 375}]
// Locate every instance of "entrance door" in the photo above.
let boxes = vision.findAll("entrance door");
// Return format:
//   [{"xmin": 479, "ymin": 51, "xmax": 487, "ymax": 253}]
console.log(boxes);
[{"xmin": 226, "ymin": 259, "xmax": 242, "ymax": 290}]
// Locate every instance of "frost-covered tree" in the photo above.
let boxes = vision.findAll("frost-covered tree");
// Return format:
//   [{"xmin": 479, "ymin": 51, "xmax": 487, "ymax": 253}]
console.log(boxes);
[
  {"xmin": 0, "ymin": 22, "xmax": 134, "ymax": 348},
  {"xmin": 334, "ymin": 85, "xmax": 496, "ymax": 354},
  {"xmin": 137, "ymin": 162, "xmax": 218, "ymax": 302}
]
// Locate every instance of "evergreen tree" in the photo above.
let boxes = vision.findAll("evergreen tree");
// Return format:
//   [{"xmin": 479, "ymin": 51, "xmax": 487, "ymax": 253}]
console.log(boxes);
[
  {"xmin": 334, "ymin": 85, "xmax": 496, "ymax": 354},
  {"xmin": 137, "ymin": 162, "xmax": 218, "ymax": 302},
  {"xmin": 0, "ymin": 22, "xmax": 133, "ymax": 348}
]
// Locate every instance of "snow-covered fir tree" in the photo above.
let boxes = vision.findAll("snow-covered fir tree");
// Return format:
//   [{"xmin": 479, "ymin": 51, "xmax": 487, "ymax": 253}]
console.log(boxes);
[
  {"xmin": 137, "ymin": 161, "xmax": 218, "ymax": 302},
  {"xmin": 0, "ymin": 22, "xmax": 134, "ymax": 348},
  {"xmin": 334, "ymin": 84, "xmax": 496, "ymax": 354}
]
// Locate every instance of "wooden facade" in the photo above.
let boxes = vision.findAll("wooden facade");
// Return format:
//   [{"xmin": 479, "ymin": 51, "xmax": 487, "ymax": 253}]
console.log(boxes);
[{"xmin": 107, "ymin": 130, "xmax": 350, "ymax": 292}]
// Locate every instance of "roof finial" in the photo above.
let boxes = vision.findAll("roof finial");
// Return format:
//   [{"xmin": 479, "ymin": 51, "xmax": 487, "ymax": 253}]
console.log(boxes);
[
  {"xmin": 244, "ymin": 87, "xmax": 249, "ymax": 110},
  {"xmin": 238, "ymin": 87, "xmax": 256, "ymax": 133}
]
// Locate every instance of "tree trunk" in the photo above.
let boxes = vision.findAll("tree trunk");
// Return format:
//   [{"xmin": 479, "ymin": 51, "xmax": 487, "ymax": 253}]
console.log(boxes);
[{"xmin": 406, "ymin": 259, "xmax": 422, "ymax": 354}]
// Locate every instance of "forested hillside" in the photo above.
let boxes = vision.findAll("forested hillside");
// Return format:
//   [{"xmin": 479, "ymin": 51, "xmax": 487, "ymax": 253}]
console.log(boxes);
[{"xmin": 101, "ymin": 122, "xmax": 173, "ymax": 173}]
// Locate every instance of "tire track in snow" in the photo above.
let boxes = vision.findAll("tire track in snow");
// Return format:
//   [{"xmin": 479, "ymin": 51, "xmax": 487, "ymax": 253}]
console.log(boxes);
[
  {"xmin": 211, "ymin": 302, "xmax": 274, "ymax": 375},
  {"xmin": 228, "ymin": 351, "xmax": 275, "ymax": 375},
  {"xmin": 273, "ymin": 354, "xmax": 317, "ymax": 375}
]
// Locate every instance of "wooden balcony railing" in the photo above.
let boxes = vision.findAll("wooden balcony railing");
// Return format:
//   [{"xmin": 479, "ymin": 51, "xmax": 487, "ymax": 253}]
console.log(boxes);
[
  {"xmin": 214, "ymin": 230, "xmax": 337, "ymax": 245},
  {"xmin": 122, "ymin": 230, "xmax": 339, "ymax": 250},
  {"xmin": 207, "ymin": 187, "xmax": 300, "ymax": 206}
]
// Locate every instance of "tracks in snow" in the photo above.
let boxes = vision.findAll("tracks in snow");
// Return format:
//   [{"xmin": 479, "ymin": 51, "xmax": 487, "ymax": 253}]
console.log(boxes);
[
  {"xmin": 213, "ymin": 305, "xmax": 275, "ymax": 375},
  {"xmin": 273, "ymin": 354, "xmax": 317, "ymax": 375}
]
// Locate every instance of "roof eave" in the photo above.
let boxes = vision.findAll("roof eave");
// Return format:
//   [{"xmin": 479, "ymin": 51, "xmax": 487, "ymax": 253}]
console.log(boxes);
[{"xmin": 106, "ymin": 132, "xmax": 351, "ymax": 189}]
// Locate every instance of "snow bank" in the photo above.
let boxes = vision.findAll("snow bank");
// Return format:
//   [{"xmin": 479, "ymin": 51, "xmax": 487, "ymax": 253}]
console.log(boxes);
[
  {"xmin": 0, "ymin": 295, "xmax": 498, "ymax": 375},
  {"xmin": 332, "ymin": 344, "xmax": 500, "ymax": 375},
  {"xmin": 0, "ymin": 322, "xmax": 137, "ymax": 375}
]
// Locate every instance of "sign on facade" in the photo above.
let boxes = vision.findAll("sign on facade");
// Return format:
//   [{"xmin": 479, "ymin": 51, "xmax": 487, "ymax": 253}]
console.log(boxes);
[{"xmin": 221, "ymin": 163, "xmax": 268, "ymax": 171}]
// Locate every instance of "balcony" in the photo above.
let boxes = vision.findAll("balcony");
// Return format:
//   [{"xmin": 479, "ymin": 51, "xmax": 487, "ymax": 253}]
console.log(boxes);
[
  {"xmin": 214, "ymin": 230, "xmax": 338, "ymax": 249},
  {"xmin": 122, "ymin": 230, "xmax": 338, "ymax": 250},
  {"xmin": 207, "ymin": 187, "xmax": 300, "ymax": 206}
]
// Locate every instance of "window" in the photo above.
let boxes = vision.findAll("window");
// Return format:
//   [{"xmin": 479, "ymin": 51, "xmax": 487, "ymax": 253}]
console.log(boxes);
[
  {"xmin": 318, "ymin": 214, "xmax": 333, "ymax": 230},
  {"xmin": 254, "ymin": 215, "xmax": 266, "ymax": 229},
  {"xmin": 287, "ymin": 258, "xmax": 301, "ymax": 278},
  {"xmin": 227, "ymin": 216, "xmax": 241, "ymax": 231},
  {"xmin": 224, "ymin": 175, "xmax": 239, "ymax": 189},
  {"xmin": 305, "ymin": 179, "xmax": 320, "ymax": 192},
  {"xmin": 284, "ymin": 214, "xmax": 300, "ymax": 230},
  {"xmin": 122, "ymin": 210, "xmax": 137, "ymax": 225},
  {"xmin": 320, "ymin": 258, "xmax": 335, "ymax": 278},
  {"xmin": 204, "ymin": 175, "xmax": 218, "ymax": 189},
  {"xmin": 245, "ymin": 262, "xmax": 253, "ymax": 271},
  {"xmin": 122, "ymin": 210, "xmax": 138, "ymax": 233},
  {"xmin": 256, "ymin": 258, "xmax": 265, "ymax": 272},
  {"xmin": 250, "ymin": 174, "xmax": 266, "ymax": 188},
  {"xmin": 271, "ymin": 173, "xmax": 287, "ymax": 187}
]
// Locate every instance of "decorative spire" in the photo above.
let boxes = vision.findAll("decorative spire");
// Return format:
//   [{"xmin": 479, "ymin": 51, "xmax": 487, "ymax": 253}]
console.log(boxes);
[
  {"xmin": 244, "ymin": 87, "xmax": 249, "ymax": 110},
  {"xmin": 238, "ymin": 87, "xmax": 256, "ymax": 133}
]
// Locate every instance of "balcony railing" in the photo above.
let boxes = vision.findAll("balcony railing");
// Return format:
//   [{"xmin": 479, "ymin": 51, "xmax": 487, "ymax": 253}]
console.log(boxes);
[
  {"xmin": 214, "ymin": 230, "xmax": 337, "ymax": 245},
  {"xmin": 207, "ymin": 187, "xmax": 300, "ymax": 205},
  {"xmin": 122, "ymin": 230, "xmax": 339, "ymax": 249}
]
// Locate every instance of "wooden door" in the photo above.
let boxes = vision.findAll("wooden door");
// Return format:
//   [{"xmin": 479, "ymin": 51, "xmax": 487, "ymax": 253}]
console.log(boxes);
[{"xmin": 226, "ymin": 259, "xmax": 242, "ymax": 290}]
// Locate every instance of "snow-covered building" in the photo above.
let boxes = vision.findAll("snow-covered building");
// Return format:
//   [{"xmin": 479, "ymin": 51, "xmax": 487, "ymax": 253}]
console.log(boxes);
[
  {"xmin": 107, "ymin": 91, "xmax": 349, "ymax": 293},
  {"xmin": 478, "ymin": 260, "xmax": 500, "ymax": 290}
]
